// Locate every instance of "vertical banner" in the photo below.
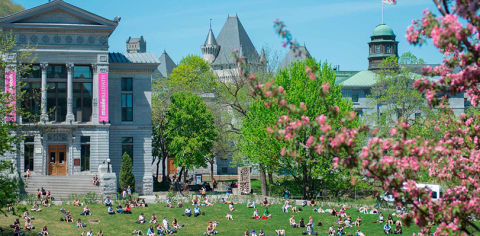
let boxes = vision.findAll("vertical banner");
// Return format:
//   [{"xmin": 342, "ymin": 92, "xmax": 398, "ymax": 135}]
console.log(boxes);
[
  {"xmin": 5, "ymin": 71, "xmax": 16, "ymax": 122},
  {"xmin": 98, "ymin": 72, "xmax": 109, "ymax": 122}
]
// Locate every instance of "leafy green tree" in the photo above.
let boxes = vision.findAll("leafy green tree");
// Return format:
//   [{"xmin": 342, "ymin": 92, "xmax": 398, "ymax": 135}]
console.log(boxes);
[
  {"xmin": 273, "ymin": 58, "xmax": 360, "ymax": 199},
  {"xmin": 166, "ymin": 92, "xmax": 218, "ymax": 180},
  {"xmin": 168, "ymin": 54, "xmax": 217, "ymax": 92},
  {"xmin": 151, "ymin": 78, "xmax": 171, "ymax": 183},
  {"xmin": 0, "ymin": 161, "xmax": 22, "ymax": 215},
  {"xmin": 119, "ymin": 152, "xmax": 135, "ymax": 192},
  {"xmin": 238, "ymin": 99, "xmax": 282, "ymax": 195},
  {"xmin": 0, "ymin": 0, "xmax": 23, "ymax": 17}
]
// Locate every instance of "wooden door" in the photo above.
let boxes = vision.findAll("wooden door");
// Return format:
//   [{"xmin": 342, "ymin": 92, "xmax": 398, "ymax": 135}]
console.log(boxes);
[
  {"xmin": 48, "ymin": 145, "xmax": 67, "ymax": 175},
  {"xmin": 168, "ymin": 158, "xmax": 177, "ymax": 175}
]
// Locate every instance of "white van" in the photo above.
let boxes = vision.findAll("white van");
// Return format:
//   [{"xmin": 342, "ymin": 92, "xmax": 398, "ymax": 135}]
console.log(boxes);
[{"xmin": 381, "ymin": 183, "xmax": 443, "ymax": 202}]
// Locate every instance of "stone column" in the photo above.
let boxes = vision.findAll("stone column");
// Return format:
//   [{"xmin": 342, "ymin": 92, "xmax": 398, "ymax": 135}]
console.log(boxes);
[
  {"xmin": 66, "ymin": 63, "xmax": 74, "ymax": 123},
  {"xmin": 40, "ymin": 63, "xmax": 48, "ymax": 122},
  {"xmin": 91, "ymin": 64, "xmax": 98, "ymax": 124}
]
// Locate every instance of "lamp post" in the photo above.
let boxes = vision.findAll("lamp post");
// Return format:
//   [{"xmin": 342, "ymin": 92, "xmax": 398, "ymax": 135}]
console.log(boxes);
[{"xmin": 107, "ymin": 158, "xmax": 111, "ymax": 173}]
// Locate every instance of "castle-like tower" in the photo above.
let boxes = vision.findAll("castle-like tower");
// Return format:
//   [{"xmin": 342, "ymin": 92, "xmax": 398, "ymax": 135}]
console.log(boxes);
[
  {"xmin": 201, "ymin": 27, "xmax": 220, "ymax": 64},
  {"xmin": 367, "ymin": 24, "xmax": 398, "ymax": 71},
  {"xmin": 126, "ymin": 36, "xmax": 146, "ymax": 53}
]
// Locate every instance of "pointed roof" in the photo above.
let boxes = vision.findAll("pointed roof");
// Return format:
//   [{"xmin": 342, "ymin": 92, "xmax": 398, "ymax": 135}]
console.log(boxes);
[
  {"xmin": 204, "ymin": 28, "xmax": 218, "ymax": 46},
  {"xmin": 127, "ymin": 36, "xmax": 144, "ymax": 43},
  {"xmin": 212, "ymin": 16, "xmax": 260, "ymax": 65},
  {"xmin": 278, "ymin": 45, "xmax": 311, "ymax": 69},
  {"xmin": 259, "ymin": 47, "xmax": 267, "ymax": 64},
  {"xmin": 157, "ymin": 50, "xmax": 177, "ymax": 78}
]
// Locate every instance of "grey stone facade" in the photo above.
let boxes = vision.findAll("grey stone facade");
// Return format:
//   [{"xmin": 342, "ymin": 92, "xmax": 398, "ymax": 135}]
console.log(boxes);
[{"xmin": 0, "ymin": 0, "xmax": 157, "ymax": 195}]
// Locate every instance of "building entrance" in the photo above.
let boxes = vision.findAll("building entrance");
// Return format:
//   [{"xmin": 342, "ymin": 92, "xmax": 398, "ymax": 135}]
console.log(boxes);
[{"xmin": 48, "ymin": 145, "xmax": 67, "ymax": 175}]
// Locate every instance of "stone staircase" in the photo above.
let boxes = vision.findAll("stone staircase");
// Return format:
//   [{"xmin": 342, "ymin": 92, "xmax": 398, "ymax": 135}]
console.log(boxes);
[{"xmin": 22, "ymin": 175, "xmax": 102, "ymax": 200}]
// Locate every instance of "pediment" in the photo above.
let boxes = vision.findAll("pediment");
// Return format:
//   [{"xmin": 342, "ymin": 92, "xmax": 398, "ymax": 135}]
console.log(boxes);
[
  {"xmin": 0, "ymin": 1, "xmax": 117, "ymax": 27},
  {"xmin": 14, "ymin": 8, "xmax": 101, "ymax": 25}
]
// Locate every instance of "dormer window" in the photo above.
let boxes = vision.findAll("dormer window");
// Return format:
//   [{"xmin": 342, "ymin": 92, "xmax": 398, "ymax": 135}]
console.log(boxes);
[
  {"xmin": 375, "ymin": 45, "xmax": 380, "ymax": 54},
  {"xmin": 386, "ymin": 45, "xmax": 391, "ymax": 53}
]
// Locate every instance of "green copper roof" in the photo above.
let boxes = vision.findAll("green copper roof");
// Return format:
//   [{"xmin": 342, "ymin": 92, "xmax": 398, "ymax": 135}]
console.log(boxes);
[
  {"xmin": 371, "ymin": 24, "xmax": 395, "ymax": 37},
  {"xmin": 336, "ymin": 70, "xmax": 438, "ymax": 87}
]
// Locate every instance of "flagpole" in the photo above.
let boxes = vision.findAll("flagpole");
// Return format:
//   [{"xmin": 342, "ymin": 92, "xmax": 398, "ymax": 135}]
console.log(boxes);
[{"xmin": 382, "ymin": 1, "xmax": 384, "ymax": 24}]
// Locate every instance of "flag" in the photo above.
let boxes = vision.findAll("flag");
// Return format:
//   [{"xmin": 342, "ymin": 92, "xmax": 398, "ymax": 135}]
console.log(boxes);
[{"xmin": 382, "ymin": 0, "xmax": 397, "ymax": 5}]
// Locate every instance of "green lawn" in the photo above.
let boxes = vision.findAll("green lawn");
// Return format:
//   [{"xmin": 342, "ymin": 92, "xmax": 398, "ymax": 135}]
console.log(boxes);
[{"xmin": 1, "ymin": 203, "xmax": 423, "ymax": 235}]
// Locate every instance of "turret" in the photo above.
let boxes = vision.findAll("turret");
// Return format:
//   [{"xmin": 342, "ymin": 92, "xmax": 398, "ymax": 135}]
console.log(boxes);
[
  {"xmin": 259, "ymin": 47, "xmax": 267, "ymax": 65},
  {"xmin": 201, "ymin": 27, "xmax": 220, "ymax": 64},
  {"xmin": 367, "ymin": 24, "xmax": 398, "ymax": 72}
]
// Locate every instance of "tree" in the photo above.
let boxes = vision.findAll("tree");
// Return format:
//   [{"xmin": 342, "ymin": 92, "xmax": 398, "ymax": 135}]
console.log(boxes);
[
  {"xmin": 119, "ymin": 152, "xmax": 135, "ymax": 192},
  {"xmin": 151, "ymin": 78, "xmax": 171, "ymax": 183},
  {"xmin": 0, "ymin": 0, "xmax": 23, "ymax": 17},
  {"xmin": 168, "ymin": 54, "xmax": 217, "ymax": 93},
  {"xmin": 245, "ymin": 8, "xmax": 480, "ymax": 235},
  {"xmin": 166, "ymin": 92, "xmax": 218, "ymax": 181},
  {"xmin": 238, "ymin": 99, "xmax": 282, "ymax": 195}
]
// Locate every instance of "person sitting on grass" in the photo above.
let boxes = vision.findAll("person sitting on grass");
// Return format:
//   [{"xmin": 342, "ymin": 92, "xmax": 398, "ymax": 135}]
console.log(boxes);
[
  {"xmin": 337, "ymin": 226, "xmax": 344, "ymax": 235},
  {"xmin": 92, "ymin": 174, "xmax": 99, "ymax": 186},
  {"xmin": 370, "ymin": 208, "xmax": 379, "ymax": 214},
  {"xmin": 345, "ymin": 218, "xmax": 352, "ymax": 228},
  {"xmin": 331, "ymin": 207, "xmax": 337, "ymax": 216},
  {"xmin": 328, "ymin": 225, "xmax": 335, "ymax": 236},
  {"xmin": 46, "ymin": 191, "xmax": 52, "ymax": 200},
  {"xmin": 125, "ymin": 204, "xmax": 132, "ymax": 214},
  {"xmin": 107, "ymin": 205, "xmax": 115, "ymax": 214},
  {"xmin": 282, "ymin": 202, "xmax": 289, "ymax": 213},
  {"xmin": 244, "ymin": 228, "xmax": 249, "ymax": 236},
  {"xmin": 358, "ymin": 206, "xmax": 368, "ymax": 214},
  {"xmin": 355, "ymin": 229, "xmax": 366, "ymax": 236},
  {"xmin": 206, "ymin": 224, "xmax": 215, "ymax": 235},
  {"xmin": 226, "ymin": 213, "xmax": 233, "ymax": 220},
  {"xmin": 104, "ymin": 197, "xmax": 112, "ymax": 206},
  {"xmin": 141, "ymin": 198, "xmax": 148, "ymax": 207},
  {"xmin": 97, "ymin": 229, "xmax": 103, "ymax": 236},
  {"xmin": 131, "ymin": 229, "xmax": 143, "ymax": 235},
  {"xmin": 339, "ymin": 207, "xmax": 347, "ymax": 218},
  {"xmin": 252, "ymin": 209, "xmax": 260, "ymax": 219},
  {"xmin": 155, "ymin": 224, "xmax": 163, "ymax": 235},
  {"xmin": 310, "ymin": 199, "xmax": 316, "ymax": 207},
  {"xmin": 24, "ymin": 217, "xmax": 32, "ymax": 230},
  {"xmin": 60, "ymin": 206, "xmax": 65, "ymax": 214},
  {"xmin": 184, "ymin": 206, "xmax": 192, "ymax": 217},
  {"xmin": 138, "ymin": 213, "xmax": 146, "ymax": 224},
  {"xmin": 147, "ymin": 225, "xmax": 155, "ymax": 236},
  {"xmin": 394, "ymin": 224, "xmax": 402, "ymax": 234},
  {"xmin": 192, "ymin": 195, "xmax": 200, "ymax": 206},
  {"xmin": 379, "ymin": 213, "xmax": 385, "ymax": 223},
  {"xmin": 32, "ymin": 201, "xmax": 41, "ymax": 212},
  {"xmin": 291, "ymin": 205, "xmax": 299, "ymax": 213},
  {"xmin": 86, "ymin": 228, "xmax": 94, "ymax": 236},
  {"xmin": 116, "ymin": 203, "xmax": 123, "ymax": 214},
  {"xmin": 162, "ymin": 217, "xmax": 169, "ymax": 228},
  {"xmin": 172, "ymin": 218, "xmax": 179, "ymax": 229},
  {"xmin": 65, "ymin": 211, "xmax": 74, "ymax": 222},
  {"xmin": 354, "ymin": 216, "xmax": 362, "ymax": 226},
  {"xmin": 258, "ymin": 229, "xmax": 265, "ymax": 236},
  {"xmin": 387, "ymin": 214, "xmax": 394, "ymax": 225},
  {"xmin": 41, "ymin": 225, "xmax": 49, "ymax": 235},
  {"xmin": 337, "ymin": 217, "xmax": 344, "ymax": 228},
  {"xmin": 194, "ymin": 206, "xmax": 201, "ymax": 217},
  {"xmin": 204, "ymin": 197, "xmax": 214, "ymax": 206},
  {"xmin": 229, "ymin": 202, "xmax": 235, "ymax": 212},
  {"xmin": 290, "ymin": 215, "xmax": 297, "ymax": 228},
  {"xmin": 82, "ymin": 205, "xmax": 91, "ymax": 216},
  {"xmin": 11, "ymin": 218, "xmax": 20, "ymax": 228},
  {"xmin": 250, "ymin": 228, "xmax": 257, "ymax": 236},
  {"xmin": 262, "ymin": 198, "xmax": 270, "ymax": 207},
  {"xmin": 77, "ymin": 218, "xmax": 85, "ymax": 228},
  {"xmin": 166, "ymin": 197, "xmax": 173, "ymax": 208},
  {"xmin": 275, "ymin": 229, "xmax": 286, "ymax": 236},
  {"xmin": 73, "ymin": 198, "xmax": 81, "ymax": 207},
  {"xmin": 384, "ymin": 223, "xmax": 392, "ymax": 234},
  {"xmin": 150, "ymin": 213, "xmax": 157, "ymax": 223},
  {"xmin": 395, "ymin": 220, "xmax": 403, "ymax": 227},
  {"xmin": 299, "ymin": 217, "xmax": 305, "ymax": 227},
  {"xmin": 264, "ymin": 207, "xmax": 272, "ymax": 218},
  {"xmin": 247, "ymin": 200, "xmax": 255, "ymax": 208},
  {"xmin": 317, "ymin": 207, "xmax": 325, "ymax": 213},
  {"xmin": 23, "ymin": 210, "xmax": 30, "ymax": 219},
  {"xmin": 42, "ymin": 197, "xmax": 51, "ymax": 207},
  {"xmin": 177, "ymin": 200, "xmax": 183, "ymax": 208}
]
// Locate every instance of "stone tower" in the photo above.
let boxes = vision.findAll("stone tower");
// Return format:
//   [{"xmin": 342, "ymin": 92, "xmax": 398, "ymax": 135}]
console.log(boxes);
[
  {"xmin": 201, "ymin": 27, "xmax": 220, "ymax": 64},
  {"xmin": 126, "ymin": 36, "xmax": 146, "ymax": 53},
  {"xmin": 367, "ymin": 24, "xmax": 398, "ymax": 72}
]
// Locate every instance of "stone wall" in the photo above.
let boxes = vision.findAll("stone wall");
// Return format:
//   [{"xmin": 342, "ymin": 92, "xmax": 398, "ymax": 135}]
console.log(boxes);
[{"xmin": 98, "ymin": 164, "xmax": 117, "ymax": 198}]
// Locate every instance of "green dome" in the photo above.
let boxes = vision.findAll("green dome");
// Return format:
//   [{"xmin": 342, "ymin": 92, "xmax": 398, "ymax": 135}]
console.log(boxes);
[{"xmin": 371, "ymin": 24, "xmax": 395, "ymax": 37}]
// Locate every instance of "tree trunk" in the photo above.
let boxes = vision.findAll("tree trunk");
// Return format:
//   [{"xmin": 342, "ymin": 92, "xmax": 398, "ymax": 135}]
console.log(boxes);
[
  {"xmin": 161, "ymin": 156, "xmax": 167, "ymax": 183},
  {"xmin": 178, "ymin": 167, "xmax": 185, "ymax": 181},
  {"xmin": 259, "ymin": 164, "xmax": 268, "ymax": 196},
  {"xmin": 268, "ymin": 171, "xmax": 274, "ymax": 185},
  {"xmin": 210, "ymin": 160, "xmax": 214, "ymax": 184},
  {"xmin": 185, "ymin": 169, "xmax": 189, "ymax": 182}
]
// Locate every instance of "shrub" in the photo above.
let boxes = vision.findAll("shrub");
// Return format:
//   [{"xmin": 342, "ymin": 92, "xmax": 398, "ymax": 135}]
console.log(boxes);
[{"xmin": 119, "ymin": 152, "xmax": 135, "ymax": 192}]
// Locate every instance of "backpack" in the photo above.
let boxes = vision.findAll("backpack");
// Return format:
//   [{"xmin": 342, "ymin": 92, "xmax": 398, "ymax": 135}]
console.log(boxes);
[
  {"xmin": 60, "ymin": 217, "xmax": 64, "ymax": 221},
  {"xmin": 302, "ymin": 231, "xmax": 308, "ymax": 235},
  {"xmin": 317, "ymin": 221, "xmax": 323, "ymax": 226},
  {"xmin": 299, "ymin": 208, "xmax": 303, "ymax": 211},
  {"xmin": 201, "ymin": 212, "xmax": 205, "ymax": 216}
]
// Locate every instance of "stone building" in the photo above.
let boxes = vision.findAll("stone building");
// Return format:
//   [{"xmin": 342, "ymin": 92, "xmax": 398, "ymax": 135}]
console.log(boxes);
[
  {"xmin": 126, "ymin": 36, "xmax": 146, "ymax": 53},
  {"xmin": 0, "ymin": 0, "xmax": 158, "ymax": 195}
]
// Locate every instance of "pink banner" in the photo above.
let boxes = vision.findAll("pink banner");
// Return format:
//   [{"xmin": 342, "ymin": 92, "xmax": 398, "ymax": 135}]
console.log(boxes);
[
  {"xmin": 98, "ymin": 73, "xmax": 109, "ymax": 122},
  {"xmin": 5, "ymin": 71, "xmax": 16, "ymax": 122}
]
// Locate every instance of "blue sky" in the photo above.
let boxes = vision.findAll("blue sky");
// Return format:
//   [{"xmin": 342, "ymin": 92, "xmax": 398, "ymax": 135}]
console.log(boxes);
[{"xmin": 18, "ymin": 0, "xmax": 442, "ymax": 70}]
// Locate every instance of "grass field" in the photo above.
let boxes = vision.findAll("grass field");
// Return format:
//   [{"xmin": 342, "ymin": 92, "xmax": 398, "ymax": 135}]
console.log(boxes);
[{"xmin": 0, "ymin": 203, "xmax": 424, "ymax": 235}]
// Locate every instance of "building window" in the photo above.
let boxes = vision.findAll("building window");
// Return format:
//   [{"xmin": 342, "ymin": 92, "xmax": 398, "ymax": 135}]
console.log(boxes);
[
  {"xmin": 21, "ymin": 83, "xmax": 41, "ymax": 122},
  {"xmin": 352, "ymin": 94, "xmax": 359, "ymax": 103},
  {"xmin": 74, "ymin": 66, "xmax": 92, "ymax": 79},
  {"xmin": 121, "ymin": 78, "xmax": 133, "ymax": 121},
  {"xmin": 122, "ymin": 137, "xmax": 134, "ymax": 164},
  {"xmin": 355, "ymin": 109, "xmax": 363, "ymax": 117},
  {"xmin": 73, "ymin": 83, "xmax": 92, "ymax": 122},
  {"xmin": 47, "ymin": 65, "xmax": 67, "ymax": 78},
  {"xmin": 221, "ymin": 167, "xmax": 228, "ymax": 174},
  {"xmin": 415, "ymin": 113, "xmax": 422, "ymax": 120},
  {"xmin": 375, "ymin": 45, "xmax": 380, "ymax": 54},
  {"xmin": 81, "ymin": 136, "xmax": 90, "ymax": 171},
  {"xmin": 47, "ymin": 82, "xmax": 67, "ymax": 122},
  {"xmin": 22, "ymin": 64, "xmax": 41, "ymax": 78},
  {"xmin": 369, "ymin": 47, "xmax": 373, "ymax": 54},
  {"xmin": 24, "ymin": 136, "xmax": 34, "ymax": 172},
  {"xmin": 386, "ymin": 45, "xmax": 391, "ymax": 53}
]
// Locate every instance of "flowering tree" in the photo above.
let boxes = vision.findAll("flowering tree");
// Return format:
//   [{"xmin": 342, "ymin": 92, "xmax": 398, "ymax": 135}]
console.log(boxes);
[{"xmin": 233, "ymin": 0, "xmax": 480, "ymax": 233}]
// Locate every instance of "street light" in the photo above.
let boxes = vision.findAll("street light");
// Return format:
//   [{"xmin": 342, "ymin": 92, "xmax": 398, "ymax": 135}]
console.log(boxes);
[{"xmin": 107, "ymin": 158, "xmax": 111, "ymax": 173}]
